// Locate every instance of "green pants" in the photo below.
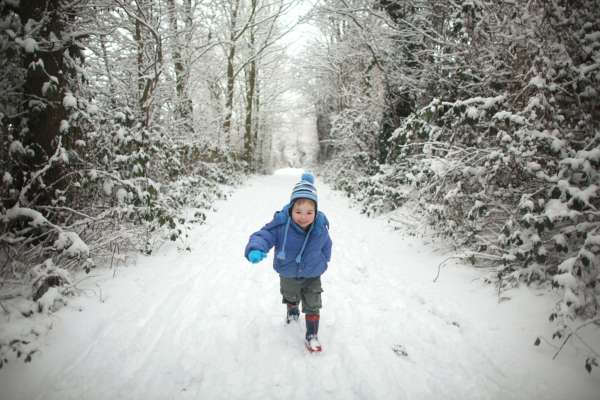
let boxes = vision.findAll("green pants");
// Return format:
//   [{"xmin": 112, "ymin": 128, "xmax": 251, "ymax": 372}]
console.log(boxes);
[{"xmin": 280, "ymin": 276, "xmax": 323, "ymax": 315}]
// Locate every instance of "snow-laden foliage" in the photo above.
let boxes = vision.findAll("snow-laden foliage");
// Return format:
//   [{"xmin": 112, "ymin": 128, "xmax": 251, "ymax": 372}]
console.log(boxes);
[
  {"xmin": 0, "ymin": 0, "xmax": 247, "ymax": 368},
  {"xmin": 1, "ymin": 0, "xmax": 301, "ymax": 368},
  {"xmin": 312, "ymin": 0, "xmax": 600, "ymax": 371}
]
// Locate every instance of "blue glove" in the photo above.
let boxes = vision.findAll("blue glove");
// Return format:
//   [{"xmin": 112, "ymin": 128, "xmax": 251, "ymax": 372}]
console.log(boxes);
[{"xmin": 247, "ymin": 249, "xmax": 267, "ymax": 264}]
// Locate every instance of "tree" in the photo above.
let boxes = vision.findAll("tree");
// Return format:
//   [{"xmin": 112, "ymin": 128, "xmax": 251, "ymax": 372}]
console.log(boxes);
[
  {"xmin": 1, "ymin": 0, "xmax": 86, "ymax": 208},
  {"xmin": 166, "ymin": 0, "xmax": 194, "ymax": 133},
  {"xmin": 312, "ymin": 0, "xmax": 600, "ymax": 371},
  {"xmin": 1, "ymin": 0, "xmax": 251, "ymax": 368}
]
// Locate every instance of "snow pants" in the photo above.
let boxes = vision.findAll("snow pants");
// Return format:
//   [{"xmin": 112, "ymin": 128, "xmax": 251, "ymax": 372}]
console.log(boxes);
[{"xmin": 280, "ymin": 276, "xmax": 323, "ymax": 315}]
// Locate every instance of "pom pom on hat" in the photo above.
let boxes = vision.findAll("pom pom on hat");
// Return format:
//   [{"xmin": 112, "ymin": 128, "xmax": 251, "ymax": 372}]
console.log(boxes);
[
  {"xmin": 290, "ymin": 172, "xmax": 318, "ymax": 205},
  {"xmin": 301, "ymin": 172, "xmax": 315, "ymax": 184}
]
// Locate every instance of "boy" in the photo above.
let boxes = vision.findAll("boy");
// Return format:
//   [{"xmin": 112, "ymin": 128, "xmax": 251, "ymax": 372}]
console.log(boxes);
[{"xmin": 244, "ymin": 172, "xmax": 332, "ymax": 352}]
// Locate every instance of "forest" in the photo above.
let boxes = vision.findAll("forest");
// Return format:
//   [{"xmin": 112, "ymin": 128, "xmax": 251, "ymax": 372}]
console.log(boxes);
[{"xmin": 1, "ymin": 0, "xmax": 599, "ymax": 373}]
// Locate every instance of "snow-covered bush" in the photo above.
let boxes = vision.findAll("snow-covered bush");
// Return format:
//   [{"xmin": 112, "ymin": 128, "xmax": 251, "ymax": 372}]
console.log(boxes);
[
  {"xmin": 0, "ymin": 0, "xmax": 249, "ymax": 368},
  {"xmin": 314, "ymin": 0, "xmax": 600, "ymax": 371}
]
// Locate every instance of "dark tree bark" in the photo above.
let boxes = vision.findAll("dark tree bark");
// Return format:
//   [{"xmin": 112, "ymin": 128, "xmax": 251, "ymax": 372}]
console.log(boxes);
[
  {"xmin": 19, "ymin": 1, "xmax": 69, "ymax": 158},
  {"xmin": 223, "ymin": 0, "xmax": 241, "ymax": 140},
  {"xmin": 3, "ymin": 0, "xmax": 85, "ymax": 207},
  {"xmin": 242, "ymin": 0, "xmax": 257, "ymax": 164},
  {"xmin": 167, "ymin": 0, "xmax": 193, "ymax": 133}
]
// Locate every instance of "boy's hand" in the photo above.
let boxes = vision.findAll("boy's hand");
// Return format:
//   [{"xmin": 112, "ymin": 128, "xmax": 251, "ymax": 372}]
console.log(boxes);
[{"xmin": 247, "ymin": 249, "xmax": 267, "ymax": 264}]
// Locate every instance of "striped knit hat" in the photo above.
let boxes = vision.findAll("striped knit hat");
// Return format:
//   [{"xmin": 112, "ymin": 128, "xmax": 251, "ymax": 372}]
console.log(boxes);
[{"xmin": 290, "ymin": 172, "xmax": 317, "ymax": 206}]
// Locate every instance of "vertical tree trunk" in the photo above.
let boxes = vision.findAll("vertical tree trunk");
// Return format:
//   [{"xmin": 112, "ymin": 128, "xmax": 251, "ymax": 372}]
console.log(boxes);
[
  {"xmin": 166, "ymin": 0, "xmax": 183, "ymax": 97},
  {"xmin": 166, "ymin": 0, "xmax": 193, "ymax": 133},
  {"xmin": 131, "ymin": 1, "xmax": 162, "ymax": 128},
  {"xmin": 254, "ymin": 71, "xmax": 262, "ymax": 166},
  {"xmin": 183, "ymin": 0, "xmax": 194, "ymax": 130},
  {"xmin": 223, "ymin": 0, "xmax": 241, "ymax": 141},
  {"xmin": 19, "ymin": 0, "xmax": 67, "ymax": 159},
  {"xmin": 243, "ymin": 58, "xmax": 256, "ymax": 162},
  {"xmin": 135, "ymin": 17, "xmax": 146, "ymax": 121},
  {"xmin": 243, "ymin": 1, "xmax": 257, "ymax": 164},
  {"xmin": 100, "ymin": 35, "xmax": 116, "ymax": 107},
  {"xmin": 7, "ymin": 0, "xmax": 83, "ymax": 206},
  {"xmin": 184, "ymin": 0, "xmax": 193, "ymax": 46}
]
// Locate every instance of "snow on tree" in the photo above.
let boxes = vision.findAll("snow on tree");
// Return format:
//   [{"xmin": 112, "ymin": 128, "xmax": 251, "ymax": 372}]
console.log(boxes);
[
  {"xmin": 0, "ymin": 0, "xmax": 252, "ymax": 367},
  {"xmin": 310, "ymin": 0, "xmax": 600, "ymax": 372}
]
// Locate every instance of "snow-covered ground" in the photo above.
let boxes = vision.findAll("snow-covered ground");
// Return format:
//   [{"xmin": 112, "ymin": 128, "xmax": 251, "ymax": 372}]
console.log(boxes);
[{"xmin": 1, "ymin": 169, "xmax": 599, "ymax": 400}]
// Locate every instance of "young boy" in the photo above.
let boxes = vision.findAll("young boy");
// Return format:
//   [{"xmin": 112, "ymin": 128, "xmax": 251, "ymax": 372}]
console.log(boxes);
[{"xmin": 244, "ymin": 172, "xmax": 332, "ymax": 352}]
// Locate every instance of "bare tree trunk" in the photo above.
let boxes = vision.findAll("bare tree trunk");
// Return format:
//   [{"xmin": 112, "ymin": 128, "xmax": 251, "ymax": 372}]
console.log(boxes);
[
  {"xmin": 6, "ymin": 0, "xmax": 84, "ymax": 206},
  {"xmin": 100, "ymin": 35, "xmax": 116, "ymax": 107},
  {"xmin": 125, "ymin": 0, "xmax": 163, "ymax": 127},
  {"xmin": 223, "ymin": 46, "xmax": 236, "ymax": 144},
  {"xmin": 223, "ymin": 0, "xmax": 260, "ymax": 145},
  {"xmin": 183, "ymin": 0, "xmax": 194, "ymax": 130},
  {"xmin": 223, "ymin": 0, "xmax": 241, "ymax": 142},
  {"xmin": 254, "ymin": 70, "xmax": 262, "ymax": 166},
  {"xmin": 166, "ymin": 0, "xmax": 183, "ymax": 101},
  {"xmin": 166, "ymin": 0, "xmax": 193, "ymax": 134},
  {"xmin": 135, "ymin": 17, "xmax": 146, "ymax": 120},
  {"xmin": 243, "ymin": 58, "xmax": 256, "ymax": 163},
  {"xmin": 184, "ymin": 0, "xmax": 193, "ymax": 45},
  {"xmin": 243, "ymin": 0, "xmax": 257, "ymax": 164},
  {"xmin": 20, "ymin": 0, "xmax": 68, "ymax": 158}
]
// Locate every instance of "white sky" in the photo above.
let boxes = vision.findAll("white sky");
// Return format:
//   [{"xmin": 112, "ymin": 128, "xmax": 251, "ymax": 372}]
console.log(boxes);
[
  {"xmin": 280, "ymin": 0, "xmax": 321, "ymax": 57},
  {"xmin": 2, "ymin": 171, "xmax": 599, "ymax": 399}
]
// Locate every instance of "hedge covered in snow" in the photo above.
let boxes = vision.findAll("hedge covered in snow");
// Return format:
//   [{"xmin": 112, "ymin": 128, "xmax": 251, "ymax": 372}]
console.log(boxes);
[
  {"xmin": 312, "ymin": 0, "xmax": 599, "ymax": 372},
  {"xmin": 0, "ymin": 0, "xmax": 247, "ymax": 368}
]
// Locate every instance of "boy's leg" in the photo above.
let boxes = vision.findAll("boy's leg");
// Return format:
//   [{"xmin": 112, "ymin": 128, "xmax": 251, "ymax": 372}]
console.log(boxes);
[
  {"xmin": 280, "ymin": 276, "xmax": 303, "ymax": 304},
  {"xmin": 300, "ymin": 277, "xmax": 323, "ymax": 315},
  {"xmin": 280, "ymin": 276, "xmax": 302, "ymax": 322},
  {"xmin": 301, "ymin": 277, "xmax": 323, "ymax": 351}
]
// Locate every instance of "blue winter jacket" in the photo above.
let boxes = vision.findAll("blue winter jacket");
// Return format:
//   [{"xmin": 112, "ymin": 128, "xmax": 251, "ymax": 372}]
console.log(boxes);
[{"xmin": 244, "ymin": 204, "xmax": 332, "ymax": 278}]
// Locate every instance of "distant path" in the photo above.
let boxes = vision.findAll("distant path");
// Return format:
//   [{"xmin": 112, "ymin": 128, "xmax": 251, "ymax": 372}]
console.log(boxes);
[{"xmin": 1, "ymin": 170, "xmax": 598, "ymax": 400}]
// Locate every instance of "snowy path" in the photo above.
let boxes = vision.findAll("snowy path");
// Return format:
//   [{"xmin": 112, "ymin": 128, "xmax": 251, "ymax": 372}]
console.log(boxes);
[{"xmin": 1, "ymin": 170, "xmax": 599, "ymax": 400}]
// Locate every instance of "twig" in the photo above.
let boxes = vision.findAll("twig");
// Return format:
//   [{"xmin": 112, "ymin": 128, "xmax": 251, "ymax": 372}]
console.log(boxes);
[
  {"xmin": 70, "ymin": 274, "xmax": 100, "ymax": 288},
  {"xmin": 553, "ymin": 319, "xmax": 600, "ymax": 360},
  {"xmin": 552, "ymin": 333, "xmax": 573, "ymax": 360},
  {"xmin": 538, "ymin": 335, "xmax": 560, "ymax": 351},
  {"xmin": 433, "ymin": 256, "xmax": 458, "ymax": 282},
  {"xmin": 19, "ymin": 137, "xmax": 64, "ymax": 207},
  {"xmin": 573, "ymin": 331, "xmax": 600, "ymax": 359},
  {"xmin": 0, "ymin": 300, "xmax": 9, "ymax": 314},
  {"xmin": 96, "ymin": 283, "xmax": 103, "ymax": 303},
  {"xmin": 111, "ymin": 242, "xmax": 120, "ymax": 278},
  {"xmin": 433, "ymin": 252, "xmax": 503, "ymax": 282}
]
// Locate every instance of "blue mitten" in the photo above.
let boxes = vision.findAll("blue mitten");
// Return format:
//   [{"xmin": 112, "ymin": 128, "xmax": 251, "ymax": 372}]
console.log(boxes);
[{"xmin": 247, "ymin": 249, "xmax": 266, "ymax": 264}]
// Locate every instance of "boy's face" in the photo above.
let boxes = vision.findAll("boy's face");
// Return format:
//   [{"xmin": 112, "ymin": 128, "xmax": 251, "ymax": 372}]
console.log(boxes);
[{"xmin": 291, "ymin": 199, "xmax": 316, "ymax": 229}]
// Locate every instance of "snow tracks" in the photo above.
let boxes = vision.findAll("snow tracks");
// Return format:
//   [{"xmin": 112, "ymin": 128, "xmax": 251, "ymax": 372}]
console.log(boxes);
[{"xmin": 1, "ymin": 170, "xmax": 599, "ymax": 400}]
